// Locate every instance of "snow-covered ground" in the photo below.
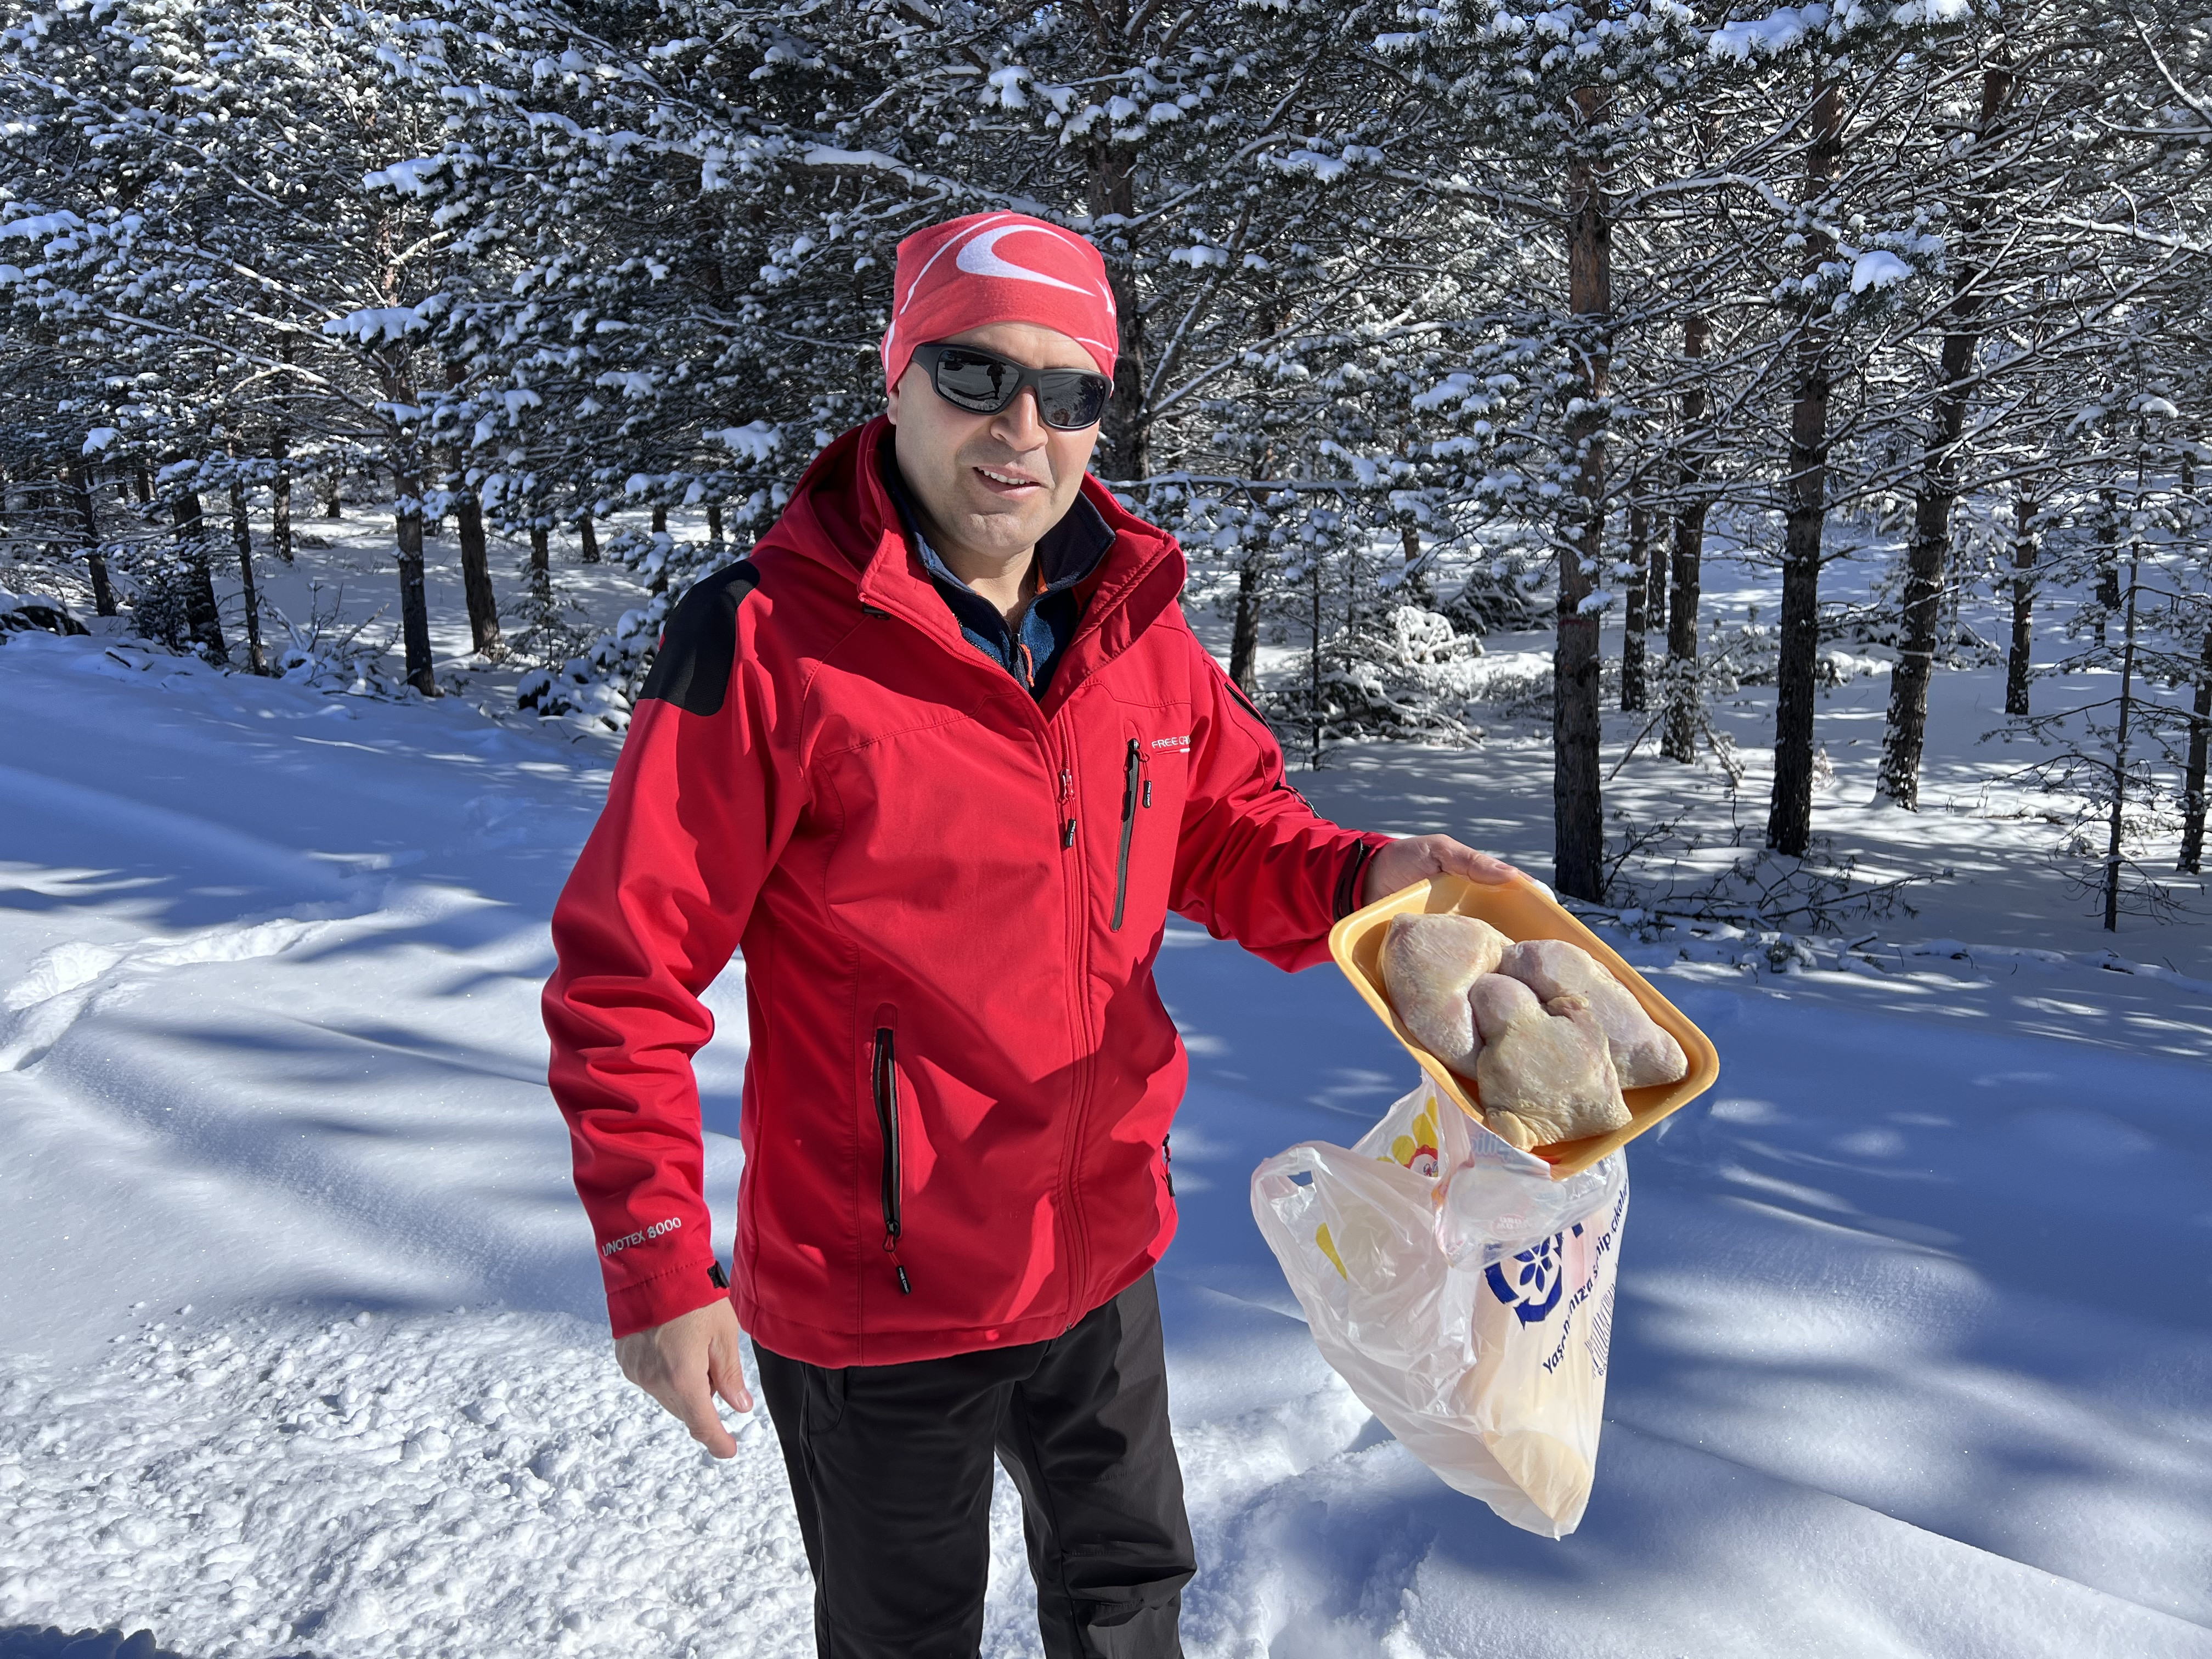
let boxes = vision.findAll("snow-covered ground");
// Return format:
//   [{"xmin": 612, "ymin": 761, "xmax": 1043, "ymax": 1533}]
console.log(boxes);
[{"xmin": 2, "ymin": 518, "xmax": 2209, "ymax": 1658}]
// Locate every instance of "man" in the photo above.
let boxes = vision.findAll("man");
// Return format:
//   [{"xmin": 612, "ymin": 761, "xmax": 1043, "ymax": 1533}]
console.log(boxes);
[{"xmin": 544, "ymin": 211, "xmax": 1511, "ymax": 1659}]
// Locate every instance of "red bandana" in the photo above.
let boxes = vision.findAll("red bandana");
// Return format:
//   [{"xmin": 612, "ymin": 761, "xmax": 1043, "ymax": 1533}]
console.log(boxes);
[{"xmin": 880, "ymin": 212, "xmax": 1119, "ymax": 392}]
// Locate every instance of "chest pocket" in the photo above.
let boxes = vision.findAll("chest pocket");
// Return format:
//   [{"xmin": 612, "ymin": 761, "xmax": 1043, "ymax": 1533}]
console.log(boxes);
[{"xmin": 1104, "ymin": 713, "xmax": 1194, "ymax": 936}]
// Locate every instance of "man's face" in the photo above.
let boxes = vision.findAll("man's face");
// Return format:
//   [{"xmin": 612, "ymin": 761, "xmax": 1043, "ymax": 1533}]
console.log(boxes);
[{"xmin": 885, "ymin": 322, "xmax": 1104, "ymax": 568}]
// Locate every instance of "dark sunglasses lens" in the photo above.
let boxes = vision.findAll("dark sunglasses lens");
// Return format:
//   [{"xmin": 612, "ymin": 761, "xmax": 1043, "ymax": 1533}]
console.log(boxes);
[
  {"xmin": 1037, "ymin": 372, "xmax": 1110, "ymax": 430},
  {"xmin": 931, "ymin": 349, "xmax": 1016, "ymax": 411}
]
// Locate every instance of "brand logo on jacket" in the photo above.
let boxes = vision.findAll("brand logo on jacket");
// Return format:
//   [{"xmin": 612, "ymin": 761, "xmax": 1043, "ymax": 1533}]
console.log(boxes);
[
  {"xmin": 1151, "ymin": 735, "xmax": 1190, "ymax": 752},
  {"xmin": 602, "ymin": 1216, "xmax": 682, "ymax": 1257}
]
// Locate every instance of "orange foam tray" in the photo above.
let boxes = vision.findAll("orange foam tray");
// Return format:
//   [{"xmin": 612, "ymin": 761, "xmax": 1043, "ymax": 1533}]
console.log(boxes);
[{"xmin": 1328, "ymin": 872, "xmax": 1720, "ymax": 1180}]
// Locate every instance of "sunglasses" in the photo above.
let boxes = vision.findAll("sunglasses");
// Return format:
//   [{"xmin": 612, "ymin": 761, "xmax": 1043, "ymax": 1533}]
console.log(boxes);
[{"xmin": 911, "ymin": 343, "xmax": 1114, "ymax": 431}]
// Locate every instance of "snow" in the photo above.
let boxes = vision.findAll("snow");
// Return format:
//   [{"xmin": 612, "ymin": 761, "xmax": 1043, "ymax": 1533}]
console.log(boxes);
[
  {"xmin": 1277, "ymin": 150, "xmax": 1351, "ymax": 183},
  {"xmin": 359, "ymin": 158, "xmax": 445, "ymax": 197},
  {"xmin": 2, "ymin": 527, "xmax": 2210, "ymax": 1656},
  {"xmin": 799, "ymin": 145, "xmax": 919, "ymax": 175},
  {"xmin": 1708, "ymin": 8, "xmax": 1821, "ymax": 60},
  {"xmin": 983, "ymin": 66, "xmax": 1031, "ymax": 109},
  {"xmin": 325, "ymin": 307, "xmax": 430, "ymax": 344},
  {"xmin": 1851, "ymin": 250, "xmax": 1916, "ymax": 293},
  {"xmin": 705, "ymin": 421, "xmax": 781, "ymax": 464},
  {"xmin": 0, "ymin": 210, "xmax": 86, "ymax": 240}
]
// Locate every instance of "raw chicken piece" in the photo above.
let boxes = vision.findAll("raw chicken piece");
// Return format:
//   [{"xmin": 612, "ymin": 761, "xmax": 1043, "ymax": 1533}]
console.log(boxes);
[
  {"xmin": 1380, "ymin": 913, "xmax": 1511, "ymax": 1078},
  {"xmin": 1497, "ymin": 938, "xmax": 1688, "ymax": 1088},
  {"xmin": 1468, "ymin": 975, "xmax": 1630, "ymax": 1150}
]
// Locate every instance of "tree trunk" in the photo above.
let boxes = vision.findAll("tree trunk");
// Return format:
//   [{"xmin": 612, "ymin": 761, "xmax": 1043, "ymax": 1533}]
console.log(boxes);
[
  {"xmin": 392, "ymin": 468, "xmax": 438, "ymax": 696},
  {"xmin": 578, "ymin": 514, "xmax": 600, "ymax": 564},
  {"xmin": 2103, "ymin": 549, "xmax": 2140, "ymax": 931},
  {"xmin": 1554, "ymin": 87, "xmax": 1611, "ymax": 902},
  {"xmin": 2005, "ymin": 494, "xmax": 2037, "ymax": 716},
  {"xmin": 693, "ymin": 191, "xmax": 729, "ymax": 307},
  {"xmin": 1088, "ymin": 149, "xmax": 1148, "ymax": 483},
  {"xmin": 1878, "ymin": 66, "xmax": 2011, "ymax": 809},
  {"xmin": 1645, "ymin": 507, "xmax": 1667, "ymax": 639},
  {"xmin": 272, "ymin": 450, "xmax": 294, "ymax": 564},
  {"xmin": 134, "ymin": 465, "xmax": 153, "ymax": 506},
  {"xmin": 708, "ymin": 503, "xmax": 725, "ymax": 546},
  {"xmin": 273, "ymin": 332, "xmax": 296, "ymax": 562},
  {"xmin": 2094, "ymin": 488, "xmax": 2119, "ymax": 645},
  {"xmin": 228, "ymin": 481, "xmax": 267, "ymax": 674},
  {"xmin": 172, "ymin": 492, "xmax": 229, "ymax": 663},
  {"xmin": 2177, "ymin": 616, "xmax": 2211, "ymax": 875},
  {"xmin": 651, "ymin": 505, "xmax": 668, "ymax": 534},
  {"xmin": 454, "ymin": 482, "xmax": 503, "ymax": 658},
  {"xmin": 1307, "ymin": 555, "xmax": 1323, "ymax": 769},
  {"xmin": 1767, "ymin": 82, "xmax": 1844, "ymax": 859},
  {"xmin": 1621, "ymin": 499, "xmax": 1649, "ymax": 714},
  {"xmin": 1401, "ymin": 523, "xmax": 1432, "ymax": 607},
  {"xmin": 530, "ymin": 526, "xmax": 551, "ymax": 599},
  {"xmin": 321, "ymin": 473, "xmax": 342, "ymax": 518},
  {"xmin": 1877, "ymin": 332, "xmax": 1972, "ymax": 807},
  {"xmin": 1663, "ymin": 312, "xmax": 1710, "ymax": 764},
  {"xmin": 1229, "ymin": 551, "xmax": 1263, "ymax": 696},
  {"xmin": 69, "ymin": 462, "xmax": 116, "ymax": 616}
]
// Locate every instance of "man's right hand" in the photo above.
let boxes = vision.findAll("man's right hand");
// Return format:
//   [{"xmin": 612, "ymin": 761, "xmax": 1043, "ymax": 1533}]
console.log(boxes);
[{"xmin": 614, "ymin": 1297, "xmax": 753, "ymax": 1458}]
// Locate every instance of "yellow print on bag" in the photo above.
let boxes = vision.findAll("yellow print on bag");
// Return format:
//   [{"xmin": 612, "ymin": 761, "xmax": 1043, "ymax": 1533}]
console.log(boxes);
[
  {"xmin": 1315, "ymin": 1222, "xmax": 1348, "ymax": 1278},
  {"xmin": 1387, "ymin": 1104, "xmax": 1442, "ymax": 1177},
  {"xmin": 1316, "ymin": 1102, "xmax": 1447, "ymax": 1278}
]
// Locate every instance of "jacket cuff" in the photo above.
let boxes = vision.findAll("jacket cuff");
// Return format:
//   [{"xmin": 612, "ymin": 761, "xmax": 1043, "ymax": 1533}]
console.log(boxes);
[
  {"xmin": 1331, "ymin": 834, "xmax": 1395, "ymax": 921},
  {"xmin": 605, "ymin": 1252, "xmax": 731, "ymax": 1340}
]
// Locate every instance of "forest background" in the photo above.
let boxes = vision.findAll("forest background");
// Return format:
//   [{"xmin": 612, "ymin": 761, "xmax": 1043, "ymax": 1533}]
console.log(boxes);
[{"xmin": 4, "ymin": 0, "xmax": 2212, "ymax": 923}]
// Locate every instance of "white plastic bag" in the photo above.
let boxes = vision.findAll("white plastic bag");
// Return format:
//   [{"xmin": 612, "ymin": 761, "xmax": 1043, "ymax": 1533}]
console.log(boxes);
[{"xmin": 1250, "ymin": 1079, "xmax": 1629, "ymax": 1537}]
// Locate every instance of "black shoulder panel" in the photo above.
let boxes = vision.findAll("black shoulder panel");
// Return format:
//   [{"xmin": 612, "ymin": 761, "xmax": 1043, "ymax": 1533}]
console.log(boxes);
[{"xmin": 638, "ymin": 560, "xmax": 761, "ymax": 716}]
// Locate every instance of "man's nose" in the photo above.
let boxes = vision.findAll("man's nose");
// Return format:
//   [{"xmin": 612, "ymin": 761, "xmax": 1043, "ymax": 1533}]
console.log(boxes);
[{"xmin": 989, "ymin": 386, "xmax": 1050, "ymax": 448}]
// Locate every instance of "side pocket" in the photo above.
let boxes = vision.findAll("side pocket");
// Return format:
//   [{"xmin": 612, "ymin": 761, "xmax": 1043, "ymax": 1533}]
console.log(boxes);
[{"xmin": 871, "ymin": 1023, "xmax": 912, "ymax": 1295}]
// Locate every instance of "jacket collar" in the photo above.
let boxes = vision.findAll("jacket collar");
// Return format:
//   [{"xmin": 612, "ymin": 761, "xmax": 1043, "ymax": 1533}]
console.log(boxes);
[{"xmin": 764, "ymin": 417, "xmax": 1187, "ymax": 706}]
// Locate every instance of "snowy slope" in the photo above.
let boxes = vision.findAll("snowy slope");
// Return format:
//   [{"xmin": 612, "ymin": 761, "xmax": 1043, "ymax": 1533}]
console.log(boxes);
[{"xmin": 1, "ymin": 622, "xmax": 2208, "ymax": 1659}]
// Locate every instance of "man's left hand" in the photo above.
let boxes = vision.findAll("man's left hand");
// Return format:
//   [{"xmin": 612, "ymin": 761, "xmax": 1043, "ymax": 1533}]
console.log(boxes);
[{"xmin": 1362, "ymin": 835, "xmax": 1519, "ymax": 907}]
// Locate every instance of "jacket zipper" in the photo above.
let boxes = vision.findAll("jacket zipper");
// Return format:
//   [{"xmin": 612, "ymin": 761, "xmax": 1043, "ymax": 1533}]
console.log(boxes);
[
  {"xmin": 1163, "ymin": 1133, "xmax": 1174, "ymax": 1198},
  {"xmin": 855, "ymin": 499, "xmax": 1181, "ymax": 1331},
  {"xmin": 1111, "ymin": 738, "xmax": 1141, "ymax": 931},
  {"xmin": 871, "ymin": 1026, "xmax": 911, "ymax": 1295}
]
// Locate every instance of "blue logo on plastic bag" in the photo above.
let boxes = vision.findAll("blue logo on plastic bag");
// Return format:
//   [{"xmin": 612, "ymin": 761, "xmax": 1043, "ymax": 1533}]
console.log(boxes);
[{"xmin": 1484, "ymin": 1222, "xmax": 1582, "ymax": 1324}]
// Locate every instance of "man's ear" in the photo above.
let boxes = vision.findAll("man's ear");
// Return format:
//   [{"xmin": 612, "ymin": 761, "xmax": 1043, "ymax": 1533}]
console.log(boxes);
[{"xmin": 887, "ymin": 362, "xmax": 921, "ymax": 426}]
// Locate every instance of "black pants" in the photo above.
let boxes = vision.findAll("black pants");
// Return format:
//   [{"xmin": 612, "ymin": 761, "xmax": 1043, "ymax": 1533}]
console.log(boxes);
[{"xmin": 753, "ymin": 1272, "xmax": 1196, "ymax": 1659}]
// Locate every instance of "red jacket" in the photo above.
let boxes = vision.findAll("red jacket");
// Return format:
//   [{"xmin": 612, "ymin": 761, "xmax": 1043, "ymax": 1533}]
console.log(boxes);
[{"xmin": 545, "ymin": 419, "xmax": 1385, "ymax": 1366}]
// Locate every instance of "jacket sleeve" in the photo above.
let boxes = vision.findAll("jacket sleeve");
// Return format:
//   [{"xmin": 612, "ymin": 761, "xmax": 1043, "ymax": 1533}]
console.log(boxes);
[
  {"xmin": 541, "ymin": 563, "xmax": 794, "ymax": 1338},
  {"xmin": 1169, "ymin": 628, "xmax": 1392, "ymax": 971}
]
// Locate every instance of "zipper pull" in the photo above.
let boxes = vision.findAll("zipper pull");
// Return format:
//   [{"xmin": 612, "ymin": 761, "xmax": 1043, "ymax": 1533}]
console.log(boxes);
[
  {"xmin": 1059, "ymin": 767, "xmax": 1072, "ymax": 802},
  {"xmin": 1062, "ymin": 819, "xmax": 1076, "ymax": 849},
  {"xmin": 882, "ymin": 1231, "xmax": 911, "ymax": 1295}
]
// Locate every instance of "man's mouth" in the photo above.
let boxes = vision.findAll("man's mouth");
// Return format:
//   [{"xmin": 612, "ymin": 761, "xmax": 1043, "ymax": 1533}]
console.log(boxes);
[{"xmin": 973, "ymin": 464, "xmax": 1045, "ymax": 494}]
